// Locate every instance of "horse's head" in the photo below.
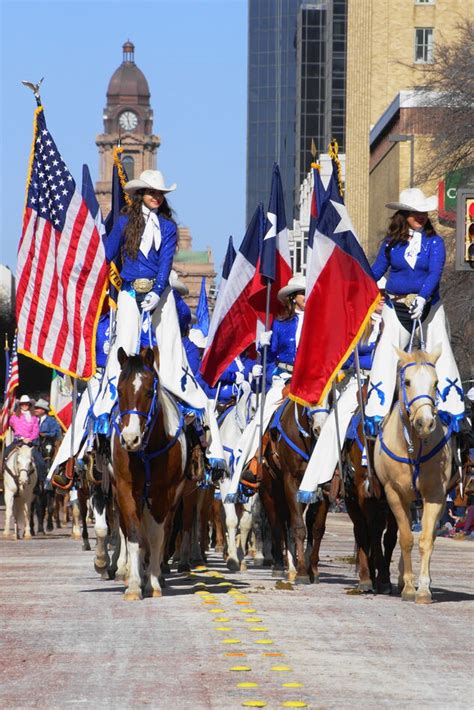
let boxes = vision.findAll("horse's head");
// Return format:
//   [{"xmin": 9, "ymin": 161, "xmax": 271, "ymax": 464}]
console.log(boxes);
[
  {"xmin": 396, "ymin": 345, "xmax": 442, "ymax": 438},
  {"xmin": 14, "ymin": 444, "xmax": 35, "ymax": 489},
  {"xmin": 117, "ymin": 347, "xmax": 158, "ymax": 451}
]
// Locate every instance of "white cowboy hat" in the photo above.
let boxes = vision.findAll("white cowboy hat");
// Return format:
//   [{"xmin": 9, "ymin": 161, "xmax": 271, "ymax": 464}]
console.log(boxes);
[
  {"xmin": 169, "ymin": 269, "xmax": 189, "ymax": 296},
  {"xmin": 189, "ymin": 328, "xmax": 207, "ymax": 349},
  {"xmin": 19, "ymin": 394, "xmax": 32, "ymax": 404},
  {"xmin": 385, "ymin": 188, "xmax": 437, "ymax": 213},
  {"xmin": 124, "ymin": 169, "xmax": 177, "ymax": 195},
  {"xmin": 34, "ymin": 398, "xmax": 50, "ymax": 411},
  {"xmin": 277, "ymin": 275, "xmax": 306, "ymax": 303}
]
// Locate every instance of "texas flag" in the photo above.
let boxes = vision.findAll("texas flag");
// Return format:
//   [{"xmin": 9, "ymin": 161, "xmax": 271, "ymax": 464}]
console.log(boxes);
[
  {"xmin": 248, "ymin": 164, "xmax": 292, "ymax": 323},
  {"xmin": 290, "ymin": 169, "xmax": 380, "ymax": 406},
  {"xmin": 199, "ymin": 206, "xmax": 264, "ymax": 387},
  {"xmin": 305, "ymin": 163, "xmax": 329, "ymax": 276},
  {"xmin": 212, "ymin": 235, "xmax": 236, "ymax": 317}
]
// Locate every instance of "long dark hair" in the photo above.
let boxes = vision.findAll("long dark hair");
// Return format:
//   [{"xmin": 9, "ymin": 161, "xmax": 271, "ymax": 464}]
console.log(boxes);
[
  {"xmin": 122, "ymin": 191, "xmax": 176, "ymax": 259},
  {"xmin": 277, "ymin": 293, "xmax": 302, "ymax": 321},
  {"xmin": 384, "ymin": 210, "xmax": 435, "ymax": 254}
]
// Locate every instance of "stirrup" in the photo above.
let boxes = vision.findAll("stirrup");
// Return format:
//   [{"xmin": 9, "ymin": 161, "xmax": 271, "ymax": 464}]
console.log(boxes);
[{"xmin": 52, "ymin": 473, "xmax": 74, "ymax": 491}]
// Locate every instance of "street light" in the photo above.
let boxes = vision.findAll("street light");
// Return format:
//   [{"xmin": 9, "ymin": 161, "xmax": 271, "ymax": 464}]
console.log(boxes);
[{"xmin": 388, "ymin": 133, "xmax": 415, "ymax": 189}]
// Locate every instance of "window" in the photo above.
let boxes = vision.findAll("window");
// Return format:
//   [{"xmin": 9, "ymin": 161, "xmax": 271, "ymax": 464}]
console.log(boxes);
[
  {"xmin": 414, "ymin": 27, "xmax": 434, "ymax": 63},
  {"xmin": 122, "ymin": 155, "xmax": 135, "ymax": 180},
  {"xmin": 415, "ymin": 1, "xmax": 435, "ymax": 4}
]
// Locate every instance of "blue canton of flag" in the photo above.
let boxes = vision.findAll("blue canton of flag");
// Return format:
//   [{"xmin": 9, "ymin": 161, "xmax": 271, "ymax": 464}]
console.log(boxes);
[
  {"xmin": 194, "ymin": 277, "xmax": 210, "ymax": 337},
  {"xmin": 222, "ymin": 236, "xmax": 236, "ymax": 280}
]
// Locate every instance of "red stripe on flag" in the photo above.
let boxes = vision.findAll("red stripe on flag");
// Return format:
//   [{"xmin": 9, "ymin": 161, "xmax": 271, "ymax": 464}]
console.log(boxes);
[
  {"xmin": 290, "ymin": 248, "xmax": 379, "ymax": 406},
  {"xmin": 23, "ymin": 221, "xmax": 53, "ymax": 352},
  {"xmin": 37, "ymin": 232, "xmax": 60, "ymax": 359},
  {"xmin": 16, "ymin": 209, "xmax": 37, "ymax": 315}
]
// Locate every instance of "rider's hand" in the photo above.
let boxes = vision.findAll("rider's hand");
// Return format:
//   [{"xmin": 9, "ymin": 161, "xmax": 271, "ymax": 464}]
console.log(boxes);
[
  {"xmin": 142, "ymin": 292, "xmax": 160, "ymax": 312},
  {"xmin": 258, "ymin": 330, "xmax": 272, "ymax": 348},
  {"xmin": 251, "ymin": 364, "xmax": 263, "ymax": 378},
  {"xmin": 409, "ymin": 296, "xmax": 426, "ymax": 320},
  {"xmin": 235, "ymin": 372, "xmax": 245, "ymax": 385}
]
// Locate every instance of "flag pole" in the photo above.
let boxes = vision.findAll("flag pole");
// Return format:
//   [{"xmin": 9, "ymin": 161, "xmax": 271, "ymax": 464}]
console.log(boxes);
[
  {"xmin": 65, "ymin": 377, "xmax": 78, "ymax": 481},
  {"xmin": 257, "ymin": 279, "xmax": 272, "ymax": 463},
  {"xmin": 332, "ymin": 380, "xmax": 345, "ymax": 496},
  {"xmin": 353, "ymin": 347, "xmax": 374, "ymax": 486}
]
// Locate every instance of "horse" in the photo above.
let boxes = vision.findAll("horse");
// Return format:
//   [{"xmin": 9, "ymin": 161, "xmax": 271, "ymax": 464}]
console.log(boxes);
[
  {"xmin": 30, "ymin": 435, "xmax": 57, "ymax": 535},
  {"xmin": 113, "ymin": 346, "xmax": 187, "ymax": 600},
  {"xmin": 3, "ymin": 444, "xmax": 37, "ymax": 540},
  {"xmin": 374, "ymin": 346, "xmax": 452, "ymax": 604},
  {"xmin": 260, "ymin": 396, "xmax": 330, "ymax": 583},
  {"xmin": 343, "ymin": 417, "xmax": 398, "ymax": 593}
]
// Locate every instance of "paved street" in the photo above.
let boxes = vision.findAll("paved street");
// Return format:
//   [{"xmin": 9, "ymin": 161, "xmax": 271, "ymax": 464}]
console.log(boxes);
[{"xmin": 1, "ymin": 510, "xmax": 473, "ymax": 709}]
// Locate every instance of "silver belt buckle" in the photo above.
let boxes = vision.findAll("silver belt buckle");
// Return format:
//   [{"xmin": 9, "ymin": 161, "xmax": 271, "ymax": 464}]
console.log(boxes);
[{"xmin": 132, "ymin": 278, "xmax": 155, "ymax": 294}]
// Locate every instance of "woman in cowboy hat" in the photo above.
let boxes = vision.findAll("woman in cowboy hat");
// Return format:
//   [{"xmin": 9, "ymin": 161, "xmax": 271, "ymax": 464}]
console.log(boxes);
[
  {"xmin": 9, "ymin": 395, "xmax": 40, "ymax": 444},
  {"xmin": 365, "ymin": 187, "xmax": 465, "ymax": 434}
]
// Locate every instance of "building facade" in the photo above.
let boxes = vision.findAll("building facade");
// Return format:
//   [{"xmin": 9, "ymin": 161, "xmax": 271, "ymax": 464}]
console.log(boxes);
[
  {"xmin": 96, "ymin": 41, "xmax": 215, "ymax": 307},
  {"xmin": 345, "ymin": 0, "xmax": 469, "ymax": 250},
  {"xmin": 246, "ymin": 0, "xmax": 347, "ymax": 225}
]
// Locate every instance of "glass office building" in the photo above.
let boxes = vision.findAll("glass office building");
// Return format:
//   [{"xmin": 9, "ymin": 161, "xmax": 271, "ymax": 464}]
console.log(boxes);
[{"xmin": 246, "ymin": 0, "xmax": 346, "ymax": 225}]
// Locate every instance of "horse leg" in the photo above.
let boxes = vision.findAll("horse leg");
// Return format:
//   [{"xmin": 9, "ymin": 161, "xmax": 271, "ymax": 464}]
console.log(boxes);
[
  {"xmin": 251, "ymin": 496, "xmax": 265, "ymax": 567},
  {"xmin": 71, "ymin": 500, "xmax": 82, "ymax": 540},
  {"xmin": 416, "ymin": 500, "xmax": 444, "ymax": 604},
  {"xmin": 178, "ymin": 486, "xmax": 195, "ymax": 572},
  {"xmin": 92, "ymin": 487, "xmax": 109, "ymax": 575},
  {"xmin": 259, "ymin": 481, "xmax": 285, "ymax": 576},
  {"xmin": 37, "ymin": 490, "xmax": 46, "ymax": 535},
  {"xmin": 284, "ymin": 476, "xmax": 309, "ymax": 584},
  {"xmin": 143, "ymin": 507, "xmax": 165, "ymax": 598},
  {"xmin": 3, "ymin": 487, "xmax": 14, "ymax": 539},
  {"xmin": 29, "ymin": 496, "xmax": 36, "ymax": 537},
  {"xmin": 224, "ymin": 503, "xmax": 240, "ymax": 571},
  {"xmin": 46, "ymin": 490, "xmax": 55, "ymax": 531},
  {"xmin": 212, "ymin": 498, "xmax": 225, "ymax": 554},
  {"xmin": 308, "ymin": 497, "xmax": 331, "ymax": 584},
  {"xmin": 79, "ymin": 490, "xmax": 91, "ymax": 552},
  {"xmin": 367, "ymin": 499, "xmax": 392, "ymax": 595},
  {"xmin": 345, "ymin": 496, "xmax": 372, "ymax": 591},
  {"xmin": 238, "ymin": 507, "xmax": 253, "ymax": 571},
  {"xmin": 23, "ymin": 492, "xmax": 33, "ymax": 540},
  {"xmin": 385, "ymin": 484, "xmax": 415, "ymax": 601},
  {"xmin": 383, "ymin": 508, "xmax": 398, "ymax": 570}
]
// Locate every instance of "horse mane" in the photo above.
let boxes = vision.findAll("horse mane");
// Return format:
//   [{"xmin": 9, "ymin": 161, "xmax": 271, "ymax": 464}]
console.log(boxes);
[{"xmin": 120, "ymin": 354, "xmax": 149, "ymax": 379}]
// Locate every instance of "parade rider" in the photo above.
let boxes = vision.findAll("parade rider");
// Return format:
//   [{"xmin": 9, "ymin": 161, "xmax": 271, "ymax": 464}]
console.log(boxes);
[
  {"xmin": 232, "ymin": 275, "xmax": 306, "ymax": 493},
  {"xmin": 6, "ymin": 394, "xmax": 45, "ymax": 479},
  {"xmin": 365, "ymin": 188, "xmax": 465, "ymax": 435},
  {"xmin": 94, "ymin": 169, "xmax": 178, "ymax": 424},
  {"xmin": 34, "ymin": 399, "xmax": 62, "ymax": 441}
]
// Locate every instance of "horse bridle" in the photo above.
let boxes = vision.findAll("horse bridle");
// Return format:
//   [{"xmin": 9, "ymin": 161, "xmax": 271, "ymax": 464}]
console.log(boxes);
[
  {"xmin": 5, "ymin": 447, "xmax": 35, "ymax": 483},
  {"xmin": 115, "ymin": 366, "xmax": 160, "ymax": 450},
  {"xmin": 400, "ymin": 361, "xmax": 438, "ymax": 424}
]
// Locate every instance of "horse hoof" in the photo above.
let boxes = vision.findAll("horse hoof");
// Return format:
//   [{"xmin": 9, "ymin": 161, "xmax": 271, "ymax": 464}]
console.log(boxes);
[
  {"xmin": 401, "ymin": 590, "xmax": 416, "ymax": 602},
  {"xmin": 24, "ymin": 533, "xmax": 32, "ymax": 540},
  {"xmin": 240, "ymin": 561, "xmax": 248, "ymax": 572},
  {"xmin": 415, "ymin": 591, "xmax": 432, "ymax": 605},
  {"xmin": 214, "ymin": 545, "xmax": 224, "ymax": 554},
  {"xmin": 37, "ymin": 528, "xmax": 45, "ymax": 536},
  {"xmin": 377, "ymin": 582, "xmax": 392, "ymax": 596},
  {"xmin": 94, "ymin": 560, "xmax": 107, "ymax": 574},
  {"xmin": 46, "ymin": 524, "xmax": 54, "ymax": 532},
  {"xmin": 358, "ymin": 581, "xmax": 375, "ymax": 593},
  {"xmin": 124, "ymin": 589, "xmax": 142, "ymax": 601},
  {"xmin": 287, "ymin": 572, "xmax": 297, "ymax": 583},
  {"xmin": 294, "ymin": 575, "xmax": 311, "ymax": 585},
  {"xmin": 226, "ymin": 558, "xmax": 240, "ymax": 572},
  {"xmin": 177, "ymin": 562, "xmax": 191, "ymax": 573},
  {"xmin": 71, "ymin": 533, "xmax": 82, "ymax": 541},
  {"xmin": 271, "ymin": 567, "xmax": 285, "ymax": 578},
  {"xmin": 82, "ymin": 541, "xmax": 91, "ymax": 552},
  {"xmin": 151, "ymin": 589, "xmax": 162, "ymax": 598},
  {"xmin": 253, "ymin": 558, "xmax": 264, "ymax": 568}
]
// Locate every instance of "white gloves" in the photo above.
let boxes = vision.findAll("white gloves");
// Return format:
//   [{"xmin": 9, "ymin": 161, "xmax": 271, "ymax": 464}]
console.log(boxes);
[
  {"xmin": 251, "ymin": 364, "xmax": 263, "ymax": 378},
  {"xmin": 235, "ymin": 371, "xmax": 245, "ymax": 385},
  {"xmin": 409, "ymin": 296, "xmax": 426, "ymax": 320},
  {"xmin": 259, "ymin": 330, "xmax": 273, "ymax": 348},
  {"xmin": 142, "ymin": 292, "xmax": 160, "ymax": 312}
]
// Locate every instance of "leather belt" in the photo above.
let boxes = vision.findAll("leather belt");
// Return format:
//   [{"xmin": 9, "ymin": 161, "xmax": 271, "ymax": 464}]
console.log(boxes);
[
  {"xmin": 277, "ymin": 362, "xmax": 294, "ymax": 373},
  {"xmin": 131, "ymin": 278, "xmax": 155, "ymax": 294}
]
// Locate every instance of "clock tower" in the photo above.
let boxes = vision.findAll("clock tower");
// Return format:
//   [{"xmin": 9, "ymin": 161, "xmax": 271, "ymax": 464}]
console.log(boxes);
[{"xmin": 95, "ymin": 40, "xmax": 161, "ymax": 216}]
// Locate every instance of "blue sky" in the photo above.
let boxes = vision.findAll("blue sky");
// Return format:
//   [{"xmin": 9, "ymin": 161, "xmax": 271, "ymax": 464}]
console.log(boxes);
[{"xmin": 0, "ymin": 0, "xmax": 247, "ymax": 275}]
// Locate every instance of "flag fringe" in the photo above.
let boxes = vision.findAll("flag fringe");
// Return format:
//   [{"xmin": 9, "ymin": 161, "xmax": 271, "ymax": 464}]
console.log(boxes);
[
  {"xmin": 23, "ymin": 106, "xmax": 43, "ymax": 211},
  {"xmin": 113, "ymin": 146, "xmax": 132, "ymax": 206},
  {"xmin": 329, "ymin": 139, "xmax": 344, "ymax": 198},
  {"xmin": 297, "ymin": 490, "xmax": 319, "ymax": 504},
  {"xmin": 289, "ymin": 293, "xmax": 381, "ymax": 408},
  {"xmin": 49, "ymin": 405, "xmax": 69, "ymax": 432}
]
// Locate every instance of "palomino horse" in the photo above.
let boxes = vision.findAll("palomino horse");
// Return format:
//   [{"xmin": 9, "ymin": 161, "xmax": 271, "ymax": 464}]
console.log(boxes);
[
  {"xmin": 113, "ymin": 346, "xmax": 187, "ymax": 600},
  {"xmin": 3, "ymin": 444, "xmax": 37, "ymax": 540},
  {"xmin": 374, "ymin": 346, "xmax": 452, "ymax": 604},
  {"xmin": 260, "ymin": 397, "xmax": 330, "ymax": 582}
]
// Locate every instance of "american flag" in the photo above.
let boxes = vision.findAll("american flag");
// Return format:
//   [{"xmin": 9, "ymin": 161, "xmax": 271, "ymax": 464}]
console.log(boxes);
[
  {"xmin": 0, "ymin": 335, "xmax": 19, "ymax": 438},
  {"xmin": 16, "ymin": 107, "xmax": 108, "ymax": 379}
]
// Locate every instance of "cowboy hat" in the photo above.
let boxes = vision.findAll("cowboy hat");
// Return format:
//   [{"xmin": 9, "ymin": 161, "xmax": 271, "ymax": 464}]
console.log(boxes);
[
  {"xmin": 19, "ymin": 394, "xmax": 32, "ymax": 404},
  {"xmin": 385, "ymin": 188, "xmax": 437, "ymax": 213},
  {"xmin": 124, "ymin": 169, "xmax": 177, "ymax": 195},
  {"xmin": 277, "ymin": 275, "xmax": 306, "ymax": 303},
  {"xmin": 169, "ymin": 269, "xmax": 189, "ymax": 296},
  {"xmin": 34, "ymin": 398, "xmax": 50, "ymax": 411}
]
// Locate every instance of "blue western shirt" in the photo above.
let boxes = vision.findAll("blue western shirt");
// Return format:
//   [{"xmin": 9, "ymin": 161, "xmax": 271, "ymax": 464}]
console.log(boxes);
[
  {"xmin": 104, "ymin": 214, "xmax": 177, "ymax": 297},
  {"xmin": 371, "ymin": 233, "xmax": 445, "ymax": 303}
]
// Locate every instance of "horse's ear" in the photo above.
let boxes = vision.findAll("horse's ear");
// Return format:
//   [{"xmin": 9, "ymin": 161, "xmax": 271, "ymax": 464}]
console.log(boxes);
[
  {"xmin": 117, "ymin": 347, "xmax": 128, "ymax": 367},
  {"xmin": 428, "ymin": 343, "xmax": 442, "ymax": 364},
  {"xmin": 394, "ymin": 346, "xmax": 409, "ymax": 365},
  {"xmin": 143, "ymin": 347, "xmax": 155, "ymax": 369}
]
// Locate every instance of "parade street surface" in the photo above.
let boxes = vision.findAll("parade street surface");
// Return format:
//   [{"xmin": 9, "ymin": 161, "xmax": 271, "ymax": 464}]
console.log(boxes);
[{"xmin": 1, "ymin": 511, "xmax": 473, "ymax": 710}]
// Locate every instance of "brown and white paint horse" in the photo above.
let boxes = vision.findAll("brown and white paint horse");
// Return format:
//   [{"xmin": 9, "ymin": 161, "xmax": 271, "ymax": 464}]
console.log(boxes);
[
  {"xmin": 113, "ymin": 346, "xmax": 187, "ymax": 600},
  {"xmin": 374, "ymin": 346, "xmax": 452, "ymax": 604}
]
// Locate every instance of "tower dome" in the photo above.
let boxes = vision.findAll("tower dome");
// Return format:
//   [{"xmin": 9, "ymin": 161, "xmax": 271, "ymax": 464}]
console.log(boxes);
[{"xmin": 106, "ymin": 40, "xmax": 150, "ymax": 104}]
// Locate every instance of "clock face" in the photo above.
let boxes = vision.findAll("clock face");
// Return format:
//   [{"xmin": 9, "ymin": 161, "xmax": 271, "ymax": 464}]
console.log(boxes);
[{"xmin": 119, "ymin": 111, "xmax": 138, "ymax": 131}]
